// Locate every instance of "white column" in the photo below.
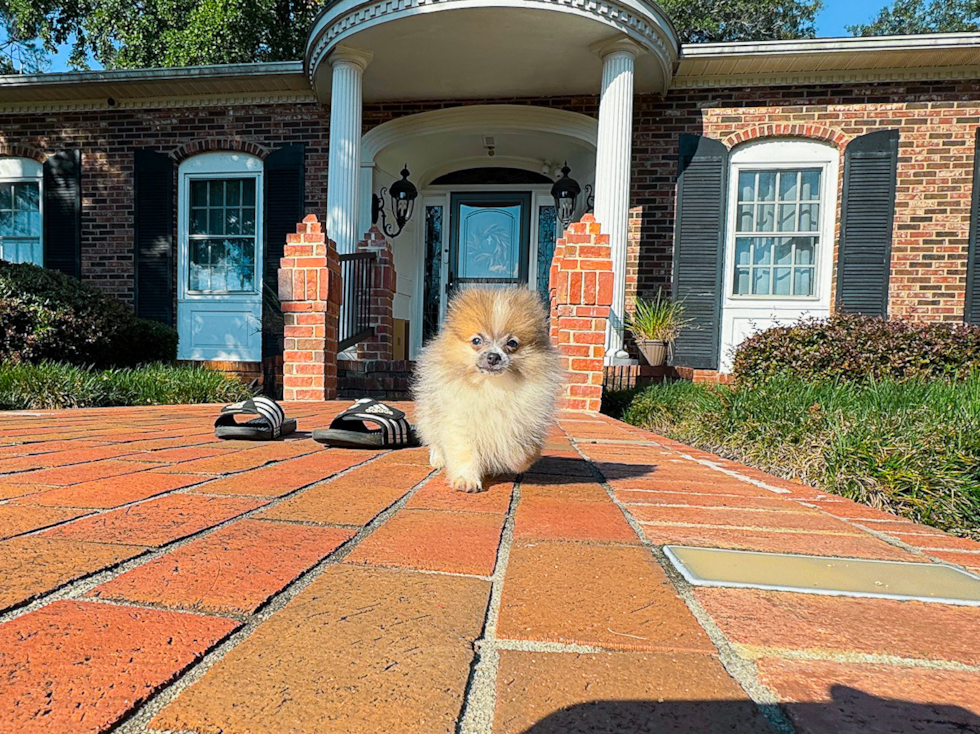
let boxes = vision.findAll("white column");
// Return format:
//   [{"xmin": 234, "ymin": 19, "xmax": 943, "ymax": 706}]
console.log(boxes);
[
  {"xmin": 591, "ymin": 38, "xmax": 640, "ymax": 363},
  {"xmin": 326, "ymin": 46, "xmax": 372, "ymax": 255}
]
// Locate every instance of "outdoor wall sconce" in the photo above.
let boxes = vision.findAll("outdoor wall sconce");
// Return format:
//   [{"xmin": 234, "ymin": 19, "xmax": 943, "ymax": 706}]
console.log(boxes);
[
  {"xmin": 372, "ymin": 165, "xmax": 418, "ymax": 238},
  {"xmin": 551, "ymin": 162, "xmax": 581, "ymax": 231}
]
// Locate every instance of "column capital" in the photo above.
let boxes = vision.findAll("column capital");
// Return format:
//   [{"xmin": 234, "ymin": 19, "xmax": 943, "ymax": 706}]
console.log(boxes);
[
  {"xmin": 328, "ymin": 45, "xmax": 373, "ymax": 72},
  {"xmin": 590, "ymin": 36, "xmax": 644, "ymax": 61}
]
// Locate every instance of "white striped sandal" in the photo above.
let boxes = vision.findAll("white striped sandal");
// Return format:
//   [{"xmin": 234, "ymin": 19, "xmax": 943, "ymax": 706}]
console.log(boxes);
[
  {"xmin": 214, "ymin": 396, "xmax": 297, "ymax": 440},
  {"xmin": 312, "ymin": 398, "xmax": 419, "ymax": 449}
]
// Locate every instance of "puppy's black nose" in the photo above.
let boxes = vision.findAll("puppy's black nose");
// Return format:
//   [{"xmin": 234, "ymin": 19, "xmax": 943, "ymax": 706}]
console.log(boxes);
[{"xmin": 486, "ymin": 352, "xmax": 501, "ymax": 366}]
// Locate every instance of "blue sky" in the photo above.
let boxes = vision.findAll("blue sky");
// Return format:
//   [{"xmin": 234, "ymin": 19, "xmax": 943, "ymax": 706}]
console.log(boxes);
[{"xmin": 35, "ymin": 0, "xmax": 885, "ymax": 72}]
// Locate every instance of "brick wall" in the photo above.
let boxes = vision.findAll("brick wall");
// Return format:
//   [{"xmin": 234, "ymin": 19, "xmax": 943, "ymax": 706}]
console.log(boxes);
[
  {"xmin": 277, "ymin": 215, "xmax": 341, "ymax": 401},
  {"xmin": 549, "ymin": 215, "xmax": 613, "ymax": 413},
  {"xmin": 354, "ymin": 226, "xmax": 396, "ymax": 362},
  {"xmin": 629, "ymin": 80, "xmax": 980, "ymax": 324},
  {"xmin": 2, "ymin": 78, "xmax": 979, "ymax": 328}
]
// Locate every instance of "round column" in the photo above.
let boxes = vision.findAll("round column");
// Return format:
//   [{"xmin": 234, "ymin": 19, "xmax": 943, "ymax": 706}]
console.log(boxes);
[
  {"xmin": 591, "ymin": 38, "xmax": 640, "ymax": 363},
  {"xmin": 326, "ymin": 46, "xmax": 372, "ymax": 255}
]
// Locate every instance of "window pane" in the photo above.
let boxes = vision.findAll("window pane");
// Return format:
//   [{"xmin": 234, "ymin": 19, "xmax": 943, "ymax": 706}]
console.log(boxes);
[
  {"xmin": 801, "ymin": 171, "xmax": 821, "ymax": 200},
  {"xmin": 795, "ymin": 239, "xmax": 815, "ymax": 265},
  {"xmin": 243, "ymin": 181, "xmax": 256, "ymax": 206},
  {"xmin": 734, "ymin": 238, "xmax": 752, "ymax": 266},
  {"xmin": 226, "ymin": 180, "xmax": 241, "ymax": 206},
  {"xmin": 737, "ymin": 204, "xmax": 754, "ymax": 232},
  {"xmin": 777, "ymin": 204, "xmax": 796, "ymax": 232},
  {"xmin": 209, "ymin": 180, "xmax": 224, "ymax": 206},
  {"xmin": 15, "ymin": 183, "xmax": 39, "ymax": 209},
  {"xmin": 754, "ymin": 238, "xmax": 772, "ymax": 265},
  {"xmin": 756, "ymin": 204, "xmax": 774, "ymax": 232},
  {"xmin": 209, "ymin": 208, "xmax": 224, "ymax": 235},
  {"xmin": 774, "ymin": 239, "xmax": 793, "ymax": 265},
  {"xmin": 753, "ymin": 268, "xmax": 771, "ymax": 295},
  {"xmin": 226, "ymin": 208, "xmax": 241, "ymax": 235},
  {"xmin": 779, "ymin": 171, "xmax": 798, "ymax": 200},
  {"xmin": 757, "ymin": 172, "xmax": 776, "ymax": 201},
  {"xmin": 734, "ymin": 267, "xmax": 750, "ymax": 295},
  {"xmin": 794, "ymin": 267, "xmax": 814, "ymax": 296},
  {"xmin": 190, "ymin": 208, "xmax": 207, "ymax": 235},
  {"xmin": 799, "ymin": 204, "xmax": 819, "ymax": 232},
  {"xmin": 773, "ymin": 267, "xmax": 792, "ymax": 296},
  {"xmin": 0, "ymin": 210, "xmax": 11, "ymax": 236},
  {"xmin": 188, "ymin": 237, "xmax": 254, "ymax": 293},
  {"xmin": 0, "ymin": 184, "xmax": 10, "ymax": 210},
  {"xmin": 738, "ymin": 172, "xmax": 756, "ymax": 202},
  {"xmin": 191, "ymin": 181, "xmax": 208, "ymax": 207},
  {"xmin": 241, "ymin": 207, "xmax": 256, "ymax": 236}
]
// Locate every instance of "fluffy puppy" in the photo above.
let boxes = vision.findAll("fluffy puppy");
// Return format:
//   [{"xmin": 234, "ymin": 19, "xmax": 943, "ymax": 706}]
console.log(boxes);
[{"xmin": 413, "ymin": 287, "xmax": 564, "ymax": 492}]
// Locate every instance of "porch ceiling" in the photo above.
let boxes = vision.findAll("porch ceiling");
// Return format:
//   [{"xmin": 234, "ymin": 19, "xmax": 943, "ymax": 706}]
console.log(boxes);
[{"xmin": 306, "ymin": 1, "xmax": 680, "ymax": 102}]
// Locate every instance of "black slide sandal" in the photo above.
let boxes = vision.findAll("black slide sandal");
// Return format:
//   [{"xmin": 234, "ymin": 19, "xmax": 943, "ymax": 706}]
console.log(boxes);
[
  {"xmin": 313, "ymin": 399, "xmax": 419, "ymax": 449},
  {"xmin": 214, "ymin": 396, "xmax": 297, "ymax": 440}
]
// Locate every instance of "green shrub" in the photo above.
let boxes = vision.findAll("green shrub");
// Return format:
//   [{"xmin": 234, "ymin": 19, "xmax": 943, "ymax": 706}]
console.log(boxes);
[
  {"xmin": 0, "ymin": 260, "xmax": 178, "ymax": 367},
  {"xmin": 732, "ymin": 313, "xmax": 980, "ymax": 386},
  {"xmin": 0, "ymin": 362, "xmax": 252, "ymax": 410},
  {"xmin": 620, "ymin": 376, "xmax": 980, "ymax": 537}
]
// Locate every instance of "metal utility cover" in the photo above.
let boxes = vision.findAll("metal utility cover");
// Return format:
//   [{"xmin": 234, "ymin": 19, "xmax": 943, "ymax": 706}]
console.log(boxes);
[{"xmin": 664, "ymin": 545, "xmax": 980, "ymax": 606}]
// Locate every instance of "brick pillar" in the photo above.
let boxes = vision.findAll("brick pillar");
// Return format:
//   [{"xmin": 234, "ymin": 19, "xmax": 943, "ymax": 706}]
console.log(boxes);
[
  {"xmin": 355, "ymin": 226, "xmax": 397, "ymax": 362},
  {"xmin": 549, "ymin": 214, "xmax": 614, "ymax": 413},
  {"xmin": 277, "ymin": 215, "xmax": 342, "ymax": 401}
]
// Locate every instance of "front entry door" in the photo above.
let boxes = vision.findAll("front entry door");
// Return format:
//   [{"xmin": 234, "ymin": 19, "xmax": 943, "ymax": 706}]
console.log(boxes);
[
  {"xmin": 448, "ymin": 192, "xmax": 531, "ymax": 296},
  {"xmin": 177, "ymin": 168, "xmax": 263, "ymax": 362}
]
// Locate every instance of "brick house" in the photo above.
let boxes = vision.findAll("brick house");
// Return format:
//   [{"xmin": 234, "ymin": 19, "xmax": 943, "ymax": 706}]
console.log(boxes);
[{"xmin": 2, "ymin": 1, "xmax": 980, "ymax": 406}]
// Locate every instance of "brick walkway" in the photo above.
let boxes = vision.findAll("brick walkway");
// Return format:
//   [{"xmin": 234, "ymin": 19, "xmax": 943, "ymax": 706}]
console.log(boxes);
[{"xmin": 1, "ymin": 403, "xmax": 980, "ymax": 734}]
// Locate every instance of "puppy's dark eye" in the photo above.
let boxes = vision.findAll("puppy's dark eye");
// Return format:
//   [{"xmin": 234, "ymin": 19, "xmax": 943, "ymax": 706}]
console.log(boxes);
[
  {"xmin": 506, "ymin": 339, "xmax": 519, "ymax": 350},
  {"xmin": 471, "ymin": 336, "xmax": 483, "ymax": 347}
]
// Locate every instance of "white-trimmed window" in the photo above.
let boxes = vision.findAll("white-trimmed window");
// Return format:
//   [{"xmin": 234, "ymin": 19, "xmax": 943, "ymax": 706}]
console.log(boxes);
[
  {"xmin": 187, "ymin": 178, "xmax": 258, "ymax": 292},
  {"xmin": 0, "ymin": 158, "xmax": 43, "ymax": 265},
  {"xmin": 726, "ymin": 140, "xmax": 837, "ymax": 303},
  {"xmin": 178, "ymin": 152, "xmax": 263, "ymax": 296}
]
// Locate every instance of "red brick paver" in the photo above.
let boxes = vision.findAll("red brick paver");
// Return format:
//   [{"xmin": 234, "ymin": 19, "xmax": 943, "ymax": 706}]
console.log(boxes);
[
  {"xmin": 90, "ymin": 520, "xmax": 354, "ymax": 614},
  {"xmin": 0, "ymin": 600, "xmax": 238, "ymax": 734},
  {"xmin": 41, "ymin": 493, "xmax": 264, "ymax": 546},
  {"xmin": 2, "ymin": 402, "xmax": 978, "ymax": 734}
]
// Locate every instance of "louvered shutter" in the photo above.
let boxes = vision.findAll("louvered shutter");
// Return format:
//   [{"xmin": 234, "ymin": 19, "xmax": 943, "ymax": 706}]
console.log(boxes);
[
  {"xmin": 262, "ymin": 144, "xmax": 305, "ymax": 357},
  {"xmin": 836, "ymin": 130, "xmax": 899, "ymax": 318},
  {"xmin": 965, "ymin": 129, "xmax": 980, "ymax": 324},
  {"xmin": 42, "ymin": 150, "xmax": 82, "ymax": 278},
  {"xmin": 671, "ymin": 135, "xmax": 728, "ymax": 370},
  {"xmin": 134, "ymin": 149, "xmax": 174, "ymax": 324}
]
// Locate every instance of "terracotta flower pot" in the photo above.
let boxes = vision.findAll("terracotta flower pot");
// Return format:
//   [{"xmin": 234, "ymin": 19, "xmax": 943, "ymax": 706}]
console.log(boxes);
[{"xmin": 636, "ymin": 339, "xmax": 669, "ymax": 367}]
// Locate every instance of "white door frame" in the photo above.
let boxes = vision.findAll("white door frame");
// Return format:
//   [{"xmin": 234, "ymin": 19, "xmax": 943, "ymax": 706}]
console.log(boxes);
[
  {"xmin": 719, "ymin": 139, "xmax": 839, "ymax": 372},
  {"xmin": 176, "ymin": 152, "xmax": 264, "ymax": 362}
]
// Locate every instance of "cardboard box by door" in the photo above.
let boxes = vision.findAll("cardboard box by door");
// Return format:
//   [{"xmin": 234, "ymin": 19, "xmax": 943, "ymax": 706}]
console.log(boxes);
[{"xmin": 393, "ymin": 319, "xmax": 409, "ymax": 360}]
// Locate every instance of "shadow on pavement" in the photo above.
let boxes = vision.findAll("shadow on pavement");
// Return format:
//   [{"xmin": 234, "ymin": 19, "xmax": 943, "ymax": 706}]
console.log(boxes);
[{"xmin": 516, "ymin": 686, "xmax": 980, "ymax": 733}]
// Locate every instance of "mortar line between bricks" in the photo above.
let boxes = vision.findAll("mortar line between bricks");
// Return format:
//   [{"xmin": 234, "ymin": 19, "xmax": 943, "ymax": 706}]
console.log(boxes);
[
  {"xmin": 567, "ymin": 429, "xmax": 799, "ymax": 734},
  {"xmin": 731, "ymin": 644, "xmax": 980, "ymax": 672},
  {"xmin": 456, "ymin": 478, "xmax": 522, "ymax": 734},
  {"xmin": 116, "ymin": 462, "xmax": 439, "ymax": 734},
  {"xmin": 0, "ymin": 449, "xmax": 392, "ymax": 626}
]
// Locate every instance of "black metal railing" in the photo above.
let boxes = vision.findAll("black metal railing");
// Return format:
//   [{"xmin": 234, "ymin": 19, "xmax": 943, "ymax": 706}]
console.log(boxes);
[{"xmin": 338, "ymin": 251, "xmax": 376, "ymax": 351}]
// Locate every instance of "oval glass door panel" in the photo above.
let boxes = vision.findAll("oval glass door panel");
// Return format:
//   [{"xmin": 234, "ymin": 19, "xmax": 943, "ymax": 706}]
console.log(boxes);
[{"xmin": 458, "ymin": 204, "xmax": 521, "ymax": 279}]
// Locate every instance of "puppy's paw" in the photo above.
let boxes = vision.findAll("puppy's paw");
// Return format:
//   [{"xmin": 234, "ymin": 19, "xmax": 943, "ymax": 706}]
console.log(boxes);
[
  {"xmin": 428, "ymin": 447, "xmax": 446, "ymax": 470},
  {"xmin": 447, "ymin": 467, "xmax": 484, "ymax": 493}
]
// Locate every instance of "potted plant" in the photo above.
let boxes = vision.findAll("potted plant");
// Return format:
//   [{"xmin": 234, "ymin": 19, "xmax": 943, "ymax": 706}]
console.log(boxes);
[{"xmin": 626, "ymin": 290, "xmax": 690, "ymax": 367}]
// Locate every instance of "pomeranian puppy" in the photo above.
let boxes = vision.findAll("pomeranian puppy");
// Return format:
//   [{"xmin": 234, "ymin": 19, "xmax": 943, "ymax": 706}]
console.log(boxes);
[{"xmin": 413, "ymin": 287, "xmax": 564, "ymax": 492}]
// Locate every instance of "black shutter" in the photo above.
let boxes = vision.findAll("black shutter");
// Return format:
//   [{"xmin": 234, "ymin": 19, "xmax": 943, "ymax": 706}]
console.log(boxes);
[
  {"xmin": 836, "ymin": 129, "xmax": 899, "ymax": 318},
  {"xmin": 262, "ymin": 144, "xmax": 305, "ymax": 357},
  {"xmin": 42, "ymin": 150, "xmax": 81, "ymax": 278},
  {"xmin": 671, "ymin": 135, "xmax": 728, "ymax": 370},
  {"xmin": 965, "ymin": 128, "xmax": 980, "ymax": 324},
  {"xmin": 134, "ymin": 149, "xmax": 174, "ymax": 324}
]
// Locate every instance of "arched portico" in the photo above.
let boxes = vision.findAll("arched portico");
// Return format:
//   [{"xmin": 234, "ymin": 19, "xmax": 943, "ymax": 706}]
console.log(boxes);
[{"xmin": 307, "ymin": 0, "xmax": 680, "ymax": 361}]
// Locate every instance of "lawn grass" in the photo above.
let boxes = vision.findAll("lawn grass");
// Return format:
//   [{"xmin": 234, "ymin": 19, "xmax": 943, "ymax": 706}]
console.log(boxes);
[
  {"xmin": 0, "ymin": 361, "xmax": 253, "ymax": 410},
  {"xmin": 615, "ymin": 375, "xmax": 980, "ymax": 538}
]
